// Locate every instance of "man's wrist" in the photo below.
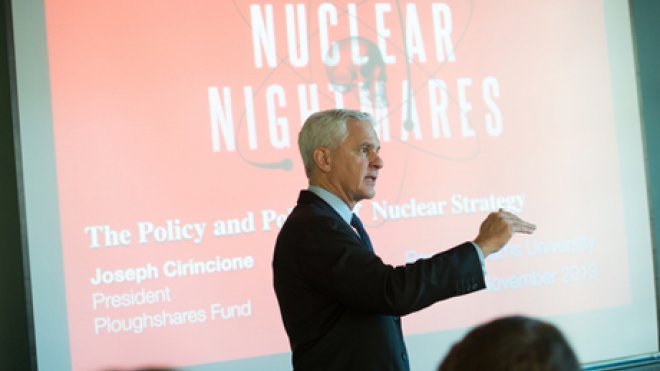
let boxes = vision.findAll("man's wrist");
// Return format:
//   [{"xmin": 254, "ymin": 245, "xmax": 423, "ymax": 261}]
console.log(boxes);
[{"xmin": 470, "ymin": 241, "xmax": 487, "ymax": 276}]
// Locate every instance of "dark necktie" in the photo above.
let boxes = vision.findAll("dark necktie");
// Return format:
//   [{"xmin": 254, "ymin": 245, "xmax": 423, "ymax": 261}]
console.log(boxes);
[{"xmin": 351, "ymin": 214, "xmax": 374, "ymax": 253}]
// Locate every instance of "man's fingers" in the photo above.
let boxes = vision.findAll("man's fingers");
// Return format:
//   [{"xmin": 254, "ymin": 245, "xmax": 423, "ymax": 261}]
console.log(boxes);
[
  {"xmin": 511, "ymin": 220, "xmax": 537, "ymax": 234},
  {"xmin": 498, "ymin": 209, "xmax": 537, "ymax": 234}
]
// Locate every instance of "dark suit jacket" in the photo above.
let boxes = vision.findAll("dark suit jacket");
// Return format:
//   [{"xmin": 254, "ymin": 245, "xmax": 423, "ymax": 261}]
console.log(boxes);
[{"xmin": 273, "ymin": 191, "xmax": 486, "ymax": 371}]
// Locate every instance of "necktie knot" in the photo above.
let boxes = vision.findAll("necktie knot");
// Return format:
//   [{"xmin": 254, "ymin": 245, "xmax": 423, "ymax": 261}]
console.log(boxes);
[
  {"xmin": 351, "ymin": 214, "xmax": 374, "ymax": 253},
  {"xmin": 350, "ymin": 214, "xmax": 363, "ymax": 230}
]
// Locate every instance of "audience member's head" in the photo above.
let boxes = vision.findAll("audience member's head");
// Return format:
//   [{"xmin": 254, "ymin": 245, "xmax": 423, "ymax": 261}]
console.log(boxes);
[{"xmin": 438, "ymin": 315, "xmax": 580, "ymax": 371}]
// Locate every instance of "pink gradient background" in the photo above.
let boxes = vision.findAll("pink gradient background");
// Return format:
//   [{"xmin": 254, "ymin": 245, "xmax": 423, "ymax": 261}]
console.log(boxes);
[{"xmin": 44, "ymin": 1, "xmax": 628, "ymax": 369}]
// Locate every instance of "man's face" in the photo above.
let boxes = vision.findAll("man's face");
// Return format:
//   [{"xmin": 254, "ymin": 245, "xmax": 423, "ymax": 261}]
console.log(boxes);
[{"xmin": 329, "ymin": 119, "xmax": 384, "ymax": 208}]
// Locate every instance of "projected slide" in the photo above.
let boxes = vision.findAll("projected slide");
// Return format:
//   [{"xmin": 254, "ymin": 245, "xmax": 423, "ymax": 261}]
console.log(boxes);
[{"xmin": 19, "ymin": 0, "xmax": 649, "ymax": 370}]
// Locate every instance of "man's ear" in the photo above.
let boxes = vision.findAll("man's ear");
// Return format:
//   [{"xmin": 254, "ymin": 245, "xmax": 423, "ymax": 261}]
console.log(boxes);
[{"xmin": 313, "ymin": 147, "xmax": 332, "ymax": 173}]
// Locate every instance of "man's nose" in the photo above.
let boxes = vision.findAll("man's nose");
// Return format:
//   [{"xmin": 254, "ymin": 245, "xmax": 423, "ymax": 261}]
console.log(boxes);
[{"xmin": 371, "ymin": 152, "xmax": 384, "ymax": 169}]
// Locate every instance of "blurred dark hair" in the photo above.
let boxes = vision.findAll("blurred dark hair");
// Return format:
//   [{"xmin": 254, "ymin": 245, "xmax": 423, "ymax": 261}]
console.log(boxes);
[{"xmin": 438, "ymin": 315, "xmax": 580, "ymax": 371}]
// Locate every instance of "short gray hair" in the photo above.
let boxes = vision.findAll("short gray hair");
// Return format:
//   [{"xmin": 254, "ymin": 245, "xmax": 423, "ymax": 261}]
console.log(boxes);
[{"xmin": 298, "ymin": 109, "xmax": 373, "ymax": 178}]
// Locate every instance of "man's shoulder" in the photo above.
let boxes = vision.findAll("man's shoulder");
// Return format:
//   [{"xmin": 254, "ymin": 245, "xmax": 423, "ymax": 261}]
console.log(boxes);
[
  {"xmin": 274, "ymin": 192, "xmax": 347, "ymax": 259},
  {"xmin": 293, "ymin": 190, "xmax": 338, "ymax": 218},
  {"xmin": 277, "ymin": 191, "xmax": 346, "ymax": 237}
]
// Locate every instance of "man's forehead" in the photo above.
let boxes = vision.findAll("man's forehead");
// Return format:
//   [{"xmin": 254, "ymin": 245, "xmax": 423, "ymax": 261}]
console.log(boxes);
[{"xmin": 347, "ymin": 119, "xmax": 379, "ymax": 142}]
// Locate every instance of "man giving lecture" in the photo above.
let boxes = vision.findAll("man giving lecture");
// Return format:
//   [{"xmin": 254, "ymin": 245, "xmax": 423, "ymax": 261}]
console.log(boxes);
[{"xmin": 273, "ymin": 109, "xmax": 536, "ymax": 371}]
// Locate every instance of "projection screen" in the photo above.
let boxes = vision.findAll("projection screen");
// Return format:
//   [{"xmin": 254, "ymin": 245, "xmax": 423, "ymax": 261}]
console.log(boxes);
[{"xmin": 11, "ymin": 0, "xmax": 657, "ymax": 370}]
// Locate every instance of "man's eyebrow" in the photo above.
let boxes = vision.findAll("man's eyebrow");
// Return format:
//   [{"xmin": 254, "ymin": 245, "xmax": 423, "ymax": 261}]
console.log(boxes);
[{"xmin": 360, "ymin": 142, "xmax": 381, "ymax": 151}]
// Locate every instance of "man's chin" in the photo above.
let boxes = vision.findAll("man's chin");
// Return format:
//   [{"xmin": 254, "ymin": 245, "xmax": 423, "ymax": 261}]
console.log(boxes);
[{"xmin": 361, "ymin": 188, "xmax": 376, "ymax": 200}]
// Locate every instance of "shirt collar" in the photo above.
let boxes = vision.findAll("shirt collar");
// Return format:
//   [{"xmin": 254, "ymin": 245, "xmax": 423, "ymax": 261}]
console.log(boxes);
[{"xmin": 308, "ymin": 185, "xmax": 353, "ymax": 226}]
